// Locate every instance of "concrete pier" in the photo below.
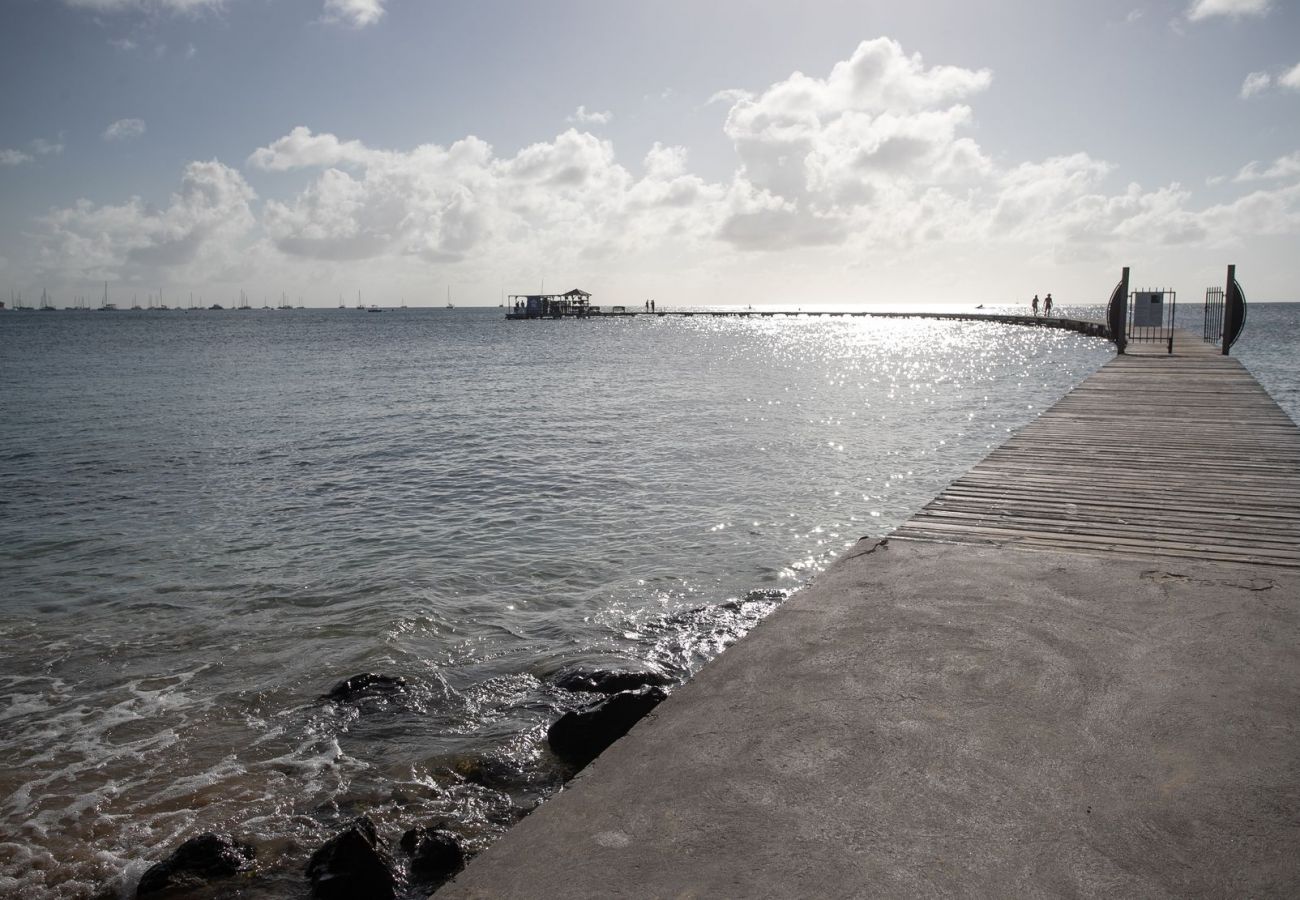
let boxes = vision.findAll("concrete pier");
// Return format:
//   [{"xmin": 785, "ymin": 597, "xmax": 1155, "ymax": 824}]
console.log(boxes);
[{"xmin": 442, "ymin": 329, "xmax": 1300, "ymax": 898}]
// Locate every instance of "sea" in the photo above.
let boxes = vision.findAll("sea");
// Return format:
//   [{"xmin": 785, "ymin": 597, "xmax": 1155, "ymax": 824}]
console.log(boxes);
[{"xmin": 1, "ymin": 301, "xmax": 1296, "ymax": 899}]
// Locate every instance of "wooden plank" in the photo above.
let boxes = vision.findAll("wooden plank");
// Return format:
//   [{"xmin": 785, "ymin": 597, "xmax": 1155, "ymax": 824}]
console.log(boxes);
[{"xmin": 893, "ymin": 329, "xmax": 1300, "ymax": 568}]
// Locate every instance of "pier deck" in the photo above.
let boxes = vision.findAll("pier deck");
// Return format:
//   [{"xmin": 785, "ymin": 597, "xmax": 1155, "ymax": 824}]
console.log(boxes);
[
  {"xmin": 895, "ymin": 330, "xmax": 1300, "ymax": 567},
  {"xmin": 515, "ymin": 308, "xmax": 1110, "ymax": 338},
  {"xmin": 443, "ymin": 328, "xmax": 1300, "ymax": 898}
]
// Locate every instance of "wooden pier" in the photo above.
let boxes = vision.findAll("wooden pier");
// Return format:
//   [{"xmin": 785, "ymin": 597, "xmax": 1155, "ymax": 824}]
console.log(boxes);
[
  {"xmin": 894, "ymin": 329, "xmax": 1300, "ymax": 567},
  {"xmin": 517, "ymin": 307, "xmax": 1111, "ymax": 338}
]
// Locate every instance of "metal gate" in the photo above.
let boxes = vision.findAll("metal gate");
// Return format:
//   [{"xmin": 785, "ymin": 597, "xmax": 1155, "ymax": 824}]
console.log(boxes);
[
  {"xmin": 1203, "ymin": 264, "xmax": 1247, "ymax": 355},
  {"xmin": 1127, "ymin": 286, "xmax": 1176, "ymax": 354},
  {"xmin": 1104, "ymin": 266, "xmax": 1177, "ymax": 354}
]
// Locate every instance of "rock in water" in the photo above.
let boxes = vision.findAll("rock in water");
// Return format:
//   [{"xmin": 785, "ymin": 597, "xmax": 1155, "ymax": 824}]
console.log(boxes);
[
  {"xmin": 547, "ymin": 686, "xmax": 669, "ymax": 769},
  {"xmin": 136, "ymin": 833, "xmax": 254, "ymax": 896},
  {"xmin": 305, "ymin": 816, "xmax": 402, "ymax": 900},
  {"xmin": 400, "ymin": 825, "xmax": 468, "ymax": 887},
  {"xmin": 552, "ymin": 664, "xmax": 672, "ymax": 694},
  {"xmin": 323, "ymin": 673, "xmax": 407, "ymax": 702}
]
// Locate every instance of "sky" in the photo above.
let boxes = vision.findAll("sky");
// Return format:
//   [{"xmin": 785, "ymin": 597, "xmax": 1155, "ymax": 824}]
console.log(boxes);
[{"xmin": 1, "ymin": 0, "xmax": 1298, "ymax": 307}]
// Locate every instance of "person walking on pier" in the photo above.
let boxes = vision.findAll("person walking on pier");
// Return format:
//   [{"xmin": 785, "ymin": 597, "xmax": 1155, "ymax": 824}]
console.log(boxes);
[
  {"xmin": 1044, "ymin": 293, "xmax": 1054, "ymax": 317},
  {"xmin": 1031, "ymin": 294, "xmax": 1040, "ymax": 317}
]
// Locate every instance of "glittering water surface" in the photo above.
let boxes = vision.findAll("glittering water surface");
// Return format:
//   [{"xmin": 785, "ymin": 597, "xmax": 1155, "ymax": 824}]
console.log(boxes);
[{"xmin": 0, "ymin": 304, "xmax": 1293, "ymax": 898}]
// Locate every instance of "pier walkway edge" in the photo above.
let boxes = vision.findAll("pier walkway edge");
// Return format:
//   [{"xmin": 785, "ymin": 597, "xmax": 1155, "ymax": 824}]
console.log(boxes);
[{"xmin": 442, "ymin": 329, "xmax": 1300, "ymax": 898}]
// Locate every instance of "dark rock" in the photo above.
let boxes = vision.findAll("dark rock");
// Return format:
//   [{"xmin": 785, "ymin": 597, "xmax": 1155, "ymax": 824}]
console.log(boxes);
[
  {"xmin": 400, "ymin": 825, "xmax": 467, "ymax": 886},
  {"xmin": 305, "ymin": 816, "xmax": 402, "ymax": 900},
  {"xmin": 136, "ymin": 832, "xmax": 254, "ymax": 896},
  {"xmin": 552, "ymin": 664, "xmax": 672, "ymax": 695},
  {"xmin": 323, "ymin": 673, "xmax": 407, "ymax": 702},
  {"xmin": 547, "ymin": 686, "xmax": 669, "ymax": 769},
  {"xmin": 447, "ymin": 754, "xmax": 520, "ymax": 791}
]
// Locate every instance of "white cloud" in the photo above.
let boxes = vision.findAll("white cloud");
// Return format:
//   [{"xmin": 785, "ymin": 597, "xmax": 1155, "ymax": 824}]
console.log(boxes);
[
  {"xmin": 321, "ymin": 0, "xmax": 385, "ymax": 28},
  {"xmin": 32, "ymin": 138, "xmax": 65, "ymax": 156},
  {"xmin": 109, "ymin": 37, "xmax": 138, "ymax": 51},
  {"xmin": 1, "ymin": 137, "xmax": 63, "ymax": 166},
  {"xmin": 568, "ymin": 106, "xmax": 613, "ymax": 125},
  {"xmin": 708, "ymin": 88, "xmax": 753, "ymax": 106},
  {"xmin": 66, "ymin": 0, "xmax": 221, "ymax": 13},
  {"xmin": 240, "ymin": 38, "xmax": 1300, "ymax": 275},
  {"xmin": 248, "ymin": 125, "xmax": 725, "ymax": 267},
  {"xmin": 716, "ymin": 37, "xmax": 991, "ymax": 248},
  {"xmin": 1240, "ymin": 71, "xmax": 1271, "ymax": 98},
  {"xmin": 1231, "ymin": 151, "xmax": 1300, "ymax": 182},
  {"xmin": 1280, "ymin": 61, "xmax": 1300, "ymax": 91},
  {"xmin": 247, "ymin": 125, "xmax": 380, "ymax": 171},
  {"xmin": 1187, "ymin": 0, "xmax": 1271, "ymax": 20},
  {"xmin": 103, "ymin": 118, "xmax": 147, "ymax": 141},
  {"xmin": 37, "ymin": 160, "xmax": 257, "ymax": 280},
  {"xmin": 25, "ymin": 36, "xmax": 1300, "ymax": 301}
]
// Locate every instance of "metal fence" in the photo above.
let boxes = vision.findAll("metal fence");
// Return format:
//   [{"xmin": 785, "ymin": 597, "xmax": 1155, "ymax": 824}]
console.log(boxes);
[{"xmin": 1127, "ymin": 288, "xmax": 1176, "ymax": 354}]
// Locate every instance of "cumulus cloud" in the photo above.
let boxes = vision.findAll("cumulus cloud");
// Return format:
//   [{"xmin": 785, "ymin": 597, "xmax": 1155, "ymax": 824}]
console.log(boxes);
[
  {"xmin": 715, "ymin": 37, "xmax": 991, "ymax": 248},
  {"xmin": 322, "ymin": 0, "xmax": 385, "ymax": 28},
  {"xmin": 247, "ymin": 125, "xmax": 724, "ymax": 267},
  {"xmin": 247, "ymin": 126, "xmax": 378, "ymax": 171},
  {"xmin": 27, "ymin": 36, "xmax": 1300, "ymax": 298},
  {"xmin": 1236, "ymin": 62, "xmax": 1300, "ymax": 98},
  {"xmin": 1231, "ymin": 151, "xmax": 1300, "ymax": 182},
  {"xmin": 103, "ymin": 118, "xmax": 146, "ymax": 141},
  {"xmin": 37, "ymin": 160, "xmax": 257, "ymax": 279},
  {"xmin": 238, "ymin": 37, "xmax": 1300, "ymax": 274},
  {"xmin": 568, "ymin": 106, "xmax": 613, "ymax": 125},
  {"xmin": 1281, "ymin": 61, "xmax": 1300, "ymax": 91},
  {"xmin": 1240, "ymin": 71, "xmax": 1271, "ymax": 98},
  {"xmin": 1, "ymin": 149, "xmax": 35, "ymax": 166},
  {"xmin": 1187, "ymin": 0, "xmax": 1271, "ymax": 20}
]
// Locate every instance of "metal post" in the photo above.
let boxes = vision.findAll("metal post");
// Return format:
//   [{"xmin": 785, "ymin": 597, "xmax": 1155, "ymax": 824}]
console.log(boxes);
[
  {"xmin": 1222, "ymin": 264, "xmax": 1244, "ymax": 356},
  {"xmin": 1106, "ymin": 266, "xmax": 1130, "ymax": 354}
]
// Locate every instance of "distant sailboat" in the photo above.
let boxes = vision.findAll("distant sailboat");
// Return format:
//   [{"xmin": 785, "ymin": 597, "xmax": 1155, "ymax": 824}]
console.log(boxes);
[
  {"xmin": 39, "ymin": 289, "xmax": 55, "ymax": 311},
  {"xmin": 99, "ymin": 282, "xmax": 117, "ymax": 311},
  {"xmin": 445, "ymin": 286, "xmax": 454, "ymax": 309}
]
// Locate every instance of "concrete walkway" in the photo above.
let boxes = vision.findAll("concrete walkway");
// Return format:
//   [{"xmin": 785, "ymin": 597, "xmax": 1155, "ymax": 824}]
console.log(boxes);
[
  {"xmin": 443, "ymin": 332, "xmax": 1300, "ymax": 898},
  {"xmin": 443, "ymin": 541, "xmax": 1299, "ymax": 898}
]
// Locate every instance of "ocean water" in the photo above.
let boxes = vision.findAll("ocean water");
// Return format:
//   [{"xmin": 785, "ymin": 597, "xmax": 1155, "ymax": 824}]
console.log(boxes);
[{"xmin": 0, "ymin": 303, "xmax": 1294, "ymax": 898}]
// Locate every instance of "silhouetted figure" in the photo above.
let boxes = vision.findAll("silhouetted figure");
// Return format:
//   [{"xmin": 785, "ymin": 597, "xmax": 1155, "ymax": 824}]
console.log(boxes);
[
  {"xmin": 1044, "ymin": 293, "xmax": 1054, "ymax": 317},
  {"xmin": 1031, "ymin": 294, "xmax": 1040, "ymax": 317}
]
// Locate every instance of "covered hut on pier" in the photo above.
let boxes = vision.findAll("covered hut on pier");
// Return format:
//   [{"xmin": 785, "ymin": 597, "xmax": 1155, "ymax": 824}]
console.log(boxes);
[{"xmin": 506, "ymin": 288, "xmax": 593, "ymax": 319}]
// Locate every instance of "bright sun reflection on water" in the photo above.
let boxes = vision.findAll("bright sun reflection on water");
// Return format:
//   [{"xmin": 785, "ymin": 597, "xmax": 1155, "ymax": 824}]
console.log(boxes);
[{"xmin": 0, "ymin": 309, "xmax": 1116, "ymax": 897}]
